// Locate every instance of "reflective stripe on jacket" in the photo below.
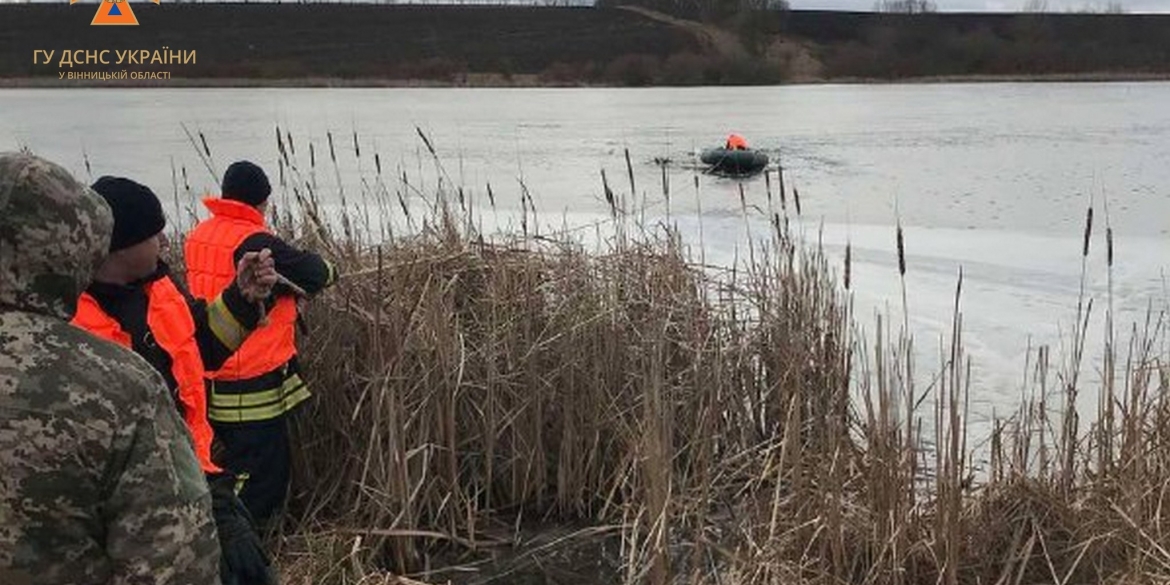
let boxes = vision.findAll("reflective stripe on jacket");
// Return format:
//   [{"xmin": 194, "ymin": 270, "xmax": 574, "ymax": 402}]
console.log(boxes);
[{"xmin": 207, "ymin": 364, "xmax": 311, "ymax": 424}]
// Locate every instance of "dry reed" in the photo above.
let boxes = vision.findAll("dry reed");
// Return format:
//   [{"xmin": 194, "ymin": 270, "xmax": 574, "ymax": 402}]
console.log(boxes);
[{"xmin": 167, "ymin": 128, "xmax": 1170, "ymax": 585}]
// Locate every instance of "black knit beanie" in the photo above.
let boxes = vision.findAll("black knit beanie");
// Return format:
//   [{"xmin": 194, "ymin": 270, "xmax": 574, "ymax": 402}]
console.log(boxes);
[
  {"xmin": 90, "ymin": 176, "xmax": 166, "ymax": 253},
  {"xmin": 221, "ymin": 161, "xmax": 271, "ymax": 207}
]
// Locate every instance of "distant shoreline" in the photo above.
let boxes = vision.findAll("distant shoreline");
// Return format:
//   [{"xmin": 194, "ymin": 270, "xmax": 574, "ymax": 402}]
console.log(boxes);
[
  {"xmin": 3, "ymin": 71, "xmax": 1169, "ymax": 89},
  {"xmin": 5, "ymin": 6, "xmax": 1170, "ymax": 87}
]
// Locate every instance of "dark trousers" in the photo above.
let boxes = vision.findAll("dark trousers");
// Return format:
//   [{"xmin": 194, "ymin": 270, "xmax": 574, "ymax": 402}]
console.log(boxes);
[{"xmin": 213, "ymin": 418, "xmax": 291, "ymax": 527}]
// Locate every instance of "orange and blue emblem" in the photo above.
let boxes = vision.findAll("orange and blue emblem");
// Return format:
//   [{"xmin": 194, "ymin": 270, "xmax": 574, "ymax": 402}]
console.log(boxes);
[{"xmin": 71, "ymin": 0, "xmax": 160, "ymax": 26}]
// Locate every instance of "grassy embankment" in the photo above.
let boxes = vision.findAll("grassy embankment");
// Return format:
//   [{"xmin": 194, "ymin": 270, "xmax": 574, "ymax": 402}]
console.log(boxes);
[
  {"xmin": 161, "ymin": 127, "xmax": 1170, "ymax": 584},
  {"xmin": 4, "ymin": 5, "xmax": 1170, "ymax": 85}
]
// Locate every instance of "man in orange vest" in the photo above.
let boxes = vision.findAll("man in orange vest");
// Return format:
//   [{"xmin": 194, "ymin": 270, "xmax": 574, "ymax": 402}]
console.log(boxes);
[
  {"xmin": 185, "ymin": 161, "xmax": 337, "ymax": 526},
  {"xmin": 725, "ymin": 133, "xmax": 749, "ymax": 150},
  {"xmin": 71, "ymin": 176, "xmax": 280, "ymax": 585}
]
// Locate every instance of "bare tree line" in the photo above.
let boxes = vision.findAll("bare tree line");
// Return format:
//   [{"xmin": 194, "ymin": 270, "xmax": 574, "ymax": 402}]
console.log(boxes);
[
  {"xmin": 1022, "ymin": 0, "xmax": 1128, "ymax": 13},
  {"xmin": 874, "ymin": 0, "xmax": 1127, "ymax": 15},
  {"xmin": 874, "ymin": 0, "xmax": 937, "ymax": 13}
]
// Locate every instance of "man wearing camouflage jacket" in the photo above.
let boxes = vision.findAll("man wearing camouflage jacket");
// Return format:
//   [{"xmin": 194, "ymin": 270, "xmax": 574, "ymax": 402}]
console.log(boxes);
[{"xmin": 0, "ymin": 152, "xmax": 220, "ymax": 584}]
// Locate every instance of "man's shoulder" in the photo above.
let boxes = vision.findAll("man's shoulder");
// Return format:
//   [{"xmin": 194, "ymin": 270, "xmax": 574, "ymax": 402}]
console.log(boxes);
[
  {"xmin": 238, "ymin": 231, "xmax": 286, "ymax": 248},
  {"xmin": 0, "ymin": 310, "xmax": 168, "ymax": 417}
]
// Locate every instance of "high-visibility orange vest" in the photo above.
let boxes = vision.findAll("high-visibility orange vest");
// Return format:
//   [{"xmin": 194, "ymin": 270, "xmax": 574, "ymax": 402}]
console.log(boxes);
[
  {"xmin": 726, "ymin": 134, "xmax": 748, "ymax": 150},
  {"xmin": 184, "ymin": 198, "xmax": 297, "ymax": 380},
  {"xmin": 72, "ymin": 278, "xmax": 220, "ymax": 473}
]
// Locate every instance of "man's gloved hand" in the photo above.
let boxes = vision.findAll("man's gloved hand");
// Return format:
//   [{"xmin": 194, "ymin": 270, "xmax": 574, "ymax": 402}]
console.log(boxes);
[
  {"xmin": 207, "ymin": 473, "xmax": 279, "ymax": 585},
  {"xmin": 236, "ymin": 249, "xmax": 277, "ymax": 304}
]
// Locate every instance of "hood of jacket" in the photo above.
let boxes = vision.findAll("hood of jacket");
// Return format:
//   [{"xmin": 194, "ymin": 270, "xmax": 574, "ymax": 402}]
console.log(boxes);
[{"xmin": 0, "ymin": 152, "xmax": 114, "ymax": 320}]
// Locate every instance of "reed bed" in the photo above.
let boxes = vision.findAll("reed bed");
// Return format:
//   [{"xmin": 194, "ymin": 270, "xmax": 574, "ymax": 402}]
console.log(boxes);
[{"xmin": 168, "ymin": 127, "xmax": 1170, "ymax": 585}]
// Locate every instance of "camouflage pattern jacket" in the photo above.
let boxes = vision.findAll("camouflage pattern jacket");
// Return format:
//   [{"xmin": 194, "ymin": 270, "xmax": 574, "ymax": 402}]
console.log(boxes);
[{"xmin": 0, "ymin": 153, "xmax": 220, "ymax": 584}]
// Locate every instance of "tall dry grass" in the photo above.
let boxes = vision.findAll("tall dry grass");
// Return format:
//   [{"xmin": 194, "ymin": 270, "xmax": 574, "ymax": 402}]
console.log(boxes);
[
  {"xmin": 281, "ymin": 204, "xmax": 859, "ymax": 583},
  {"xmin": 170, "ymin": 127, "xmax": 1170, "ymax": 585}
]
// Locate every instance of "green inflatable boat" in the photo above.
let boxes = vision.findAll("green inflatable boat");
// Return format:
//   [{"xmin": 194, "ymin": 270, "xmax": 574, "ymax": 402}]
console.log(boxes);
[{"xmin": 700, "ymin": 148, "xmax": 769, "ymax": 176}]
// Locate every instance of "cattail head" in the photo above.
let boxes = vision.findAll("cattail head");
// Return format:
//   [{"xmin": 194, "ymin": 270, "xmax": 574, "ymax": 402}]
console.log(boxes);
[
  {"xmin": 1082, "ymin": 206, "xmax": 1093, "ymax": 258},
  {"xmin": 520, "ymin": 192, "xmax": 529, "ymax": 235},
  {"xmin": 353, "ymin": 131, "xmax": 361, "ymax": 159},
  {"xmin": 375, "ymin": 153, "xmax": 382, "ymax": 176},
  {"xmin": 601, "ymin": 169, "xmax": 616, "ymax": 217},
  {"xmin": 198, "ymin": 131, "xmax": 210, "ymax": 158},
  {"xmin": 624, "ymin": 148, "xmax": 636, "ymax": 196},
  {"xmin": 396, "ymin": 189, "xmax": 410, "ymax": 219},
  {"xmin": 327, "ymin": 131, "xmax": 337, "ymax": 164},
  {"xmin": 660, "ymin": 163, "xmax": 669, "ymax": 204},
  {"xmin": 1106, "ymin": 226, "xmax": 1114, "ymax": 268},
  {"xmin": 276, "ymin": 126, "xmax": 287, "ymax": 161},
  {"xmin": 310, "ymin": 142, "xmax": 316, "ymax": 168},
  {"xmin": 416, "ymin": 126, "xmax": 437, "ymax": 157},
  {"xmin": 793, "ymin": 187, "xmax": 802, "ymax": 216},
  {"xmin": 896, "ymin": 223, "xmax": 906, "ymax": 277}
]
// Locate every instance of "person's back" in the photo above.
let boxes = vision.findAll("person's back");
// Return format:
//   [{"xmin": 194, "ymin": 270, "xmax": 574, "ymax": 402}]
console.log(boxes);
[
  {"xmin": 185, "ymin": 195, "xmax": 300, "ymax": 383},
  {"xmin": 185, "ymin": 160, "xmax": 336, "ymax": 525},
  {"xmin": 0, "ymin": 153, "xmax": 219, "ymax": 584}
]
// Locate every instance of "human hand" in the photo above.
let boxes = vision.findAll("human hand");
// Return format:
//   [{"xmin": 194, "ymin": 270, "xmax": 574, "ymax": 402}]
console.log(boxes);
[
  {"xmin": 208, "ymin": 474, "xmax": 279, "ymax": 585},
  {"xmin": 219, "ymin": 525, "xmax": 278, "ymax": 585},
  {"xmin": 236, "ymin": 249, "xmax": 277, "ymax": 304}
]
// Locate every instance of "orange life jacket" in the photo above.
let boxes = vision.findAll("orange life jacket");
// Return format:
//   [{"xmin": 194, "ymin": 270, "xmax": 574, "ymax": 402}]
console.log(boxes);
[
  {"xmin": 72, "ymin": 278, "xmax": 220, "ymax": 473},
  {"xmin": 726, "ymin": 134, "xmax": 748, "ymax": 150},
  {"xmin": 184, "ymin": 198, "xmax": 298, "ymax": 381}
]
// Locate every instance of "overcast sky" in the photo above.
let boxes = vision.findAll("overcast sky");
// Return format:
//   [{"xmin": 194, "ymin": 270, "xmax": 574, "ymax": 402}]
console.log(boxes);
[{"xmin": 795, "ymin": 0, "xmax": 1170, "ymax": 11}]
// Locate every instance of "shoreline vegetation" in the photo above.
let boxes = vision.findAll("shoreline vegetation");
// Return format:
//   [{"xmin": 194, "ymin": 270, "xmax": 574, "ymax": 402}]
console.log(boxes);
[
  {"xmin": 159, "ymin": 127, "xmax": 1170, "ymax": 584},
  {"xmin": 3, "ymin": 5, "xmax": 1170, "ymax": 87}
]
